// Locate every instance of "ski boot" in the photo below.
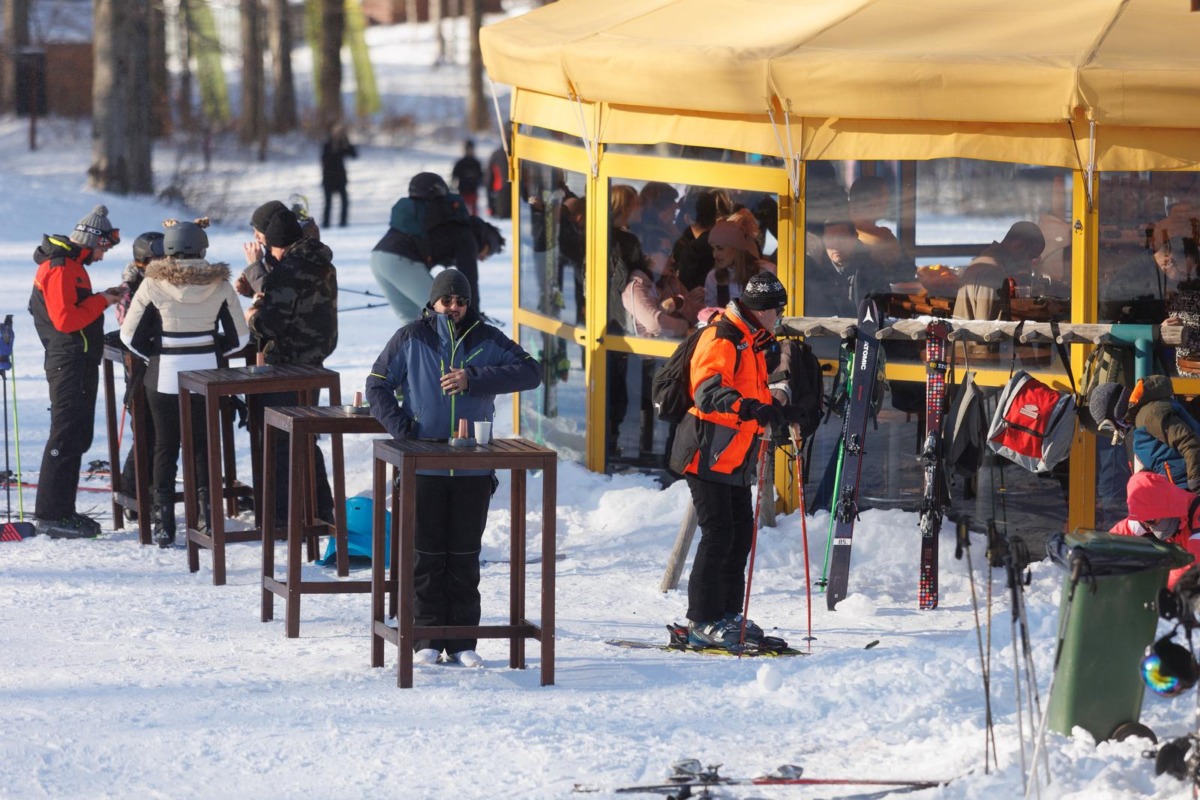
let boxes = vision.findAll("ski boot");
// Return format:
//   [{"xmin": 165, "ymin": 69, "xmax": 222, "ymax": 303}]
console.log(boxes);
[
  {"xmin": 35, "ymin": 513, "xmax": 101, "ymax": 540},
  {"xmin": 153, "ymin": 503, "xmax": 176, "ymax": 548}
]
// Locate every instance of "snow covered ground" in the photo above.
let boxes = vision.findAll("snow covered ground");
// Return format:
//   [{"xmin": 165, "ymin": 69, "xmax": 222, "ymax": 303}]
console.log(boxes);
[{"xmin": 0, "ymin": 17, "xmax": 1196, "ymax": 800}]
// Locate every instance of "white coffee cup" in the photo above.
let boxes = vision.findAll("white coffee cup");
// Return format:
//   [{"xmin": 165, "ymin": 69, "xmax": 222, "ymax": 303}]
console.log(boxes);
[{"xmin": 475, "ymin": 420, "xmax": 492, "ymax": 445}]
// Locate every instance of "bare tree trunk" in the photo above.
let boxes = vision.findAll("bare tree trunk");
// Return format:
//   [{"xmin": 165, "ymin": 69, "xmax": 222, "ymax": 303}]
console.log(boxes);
[
  {"xmin": 431, "ymin": 0, "xmax": 445, "ymax": 65},
  {"xmin": 1, "ymin": 0, "xmax": 31, "ymax": 114},
  {"xmin": 317, "ymin": 0, "xmax": 344, "ymax": 128},
  {"xmin": 267, "ymin": 0, "xmax": 297, "ymax": 132},
  {"xmin": 239, "ymin": 0, "xmax": 266, "ymax": 155},
  {"xmin": 177, "ymin": 0, "xmax": 194, "ymax": 129},
  {"xmin": 466, "ymin": 0, "xmax": 486, "ymax": 132},
  {"xmin": 90, "ymin": 0, "xmax": 153, "ymax": 194},
  {"xmin": 148, "ymin": 0, "xmax": 170, "ymax": 136}
]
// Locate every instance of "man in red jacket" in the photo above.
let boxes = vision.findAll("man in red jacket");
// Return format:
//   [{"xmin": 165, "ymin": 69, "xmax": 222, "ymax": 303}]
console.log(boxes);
[{"xmin": 28, "ymin": 205, "xmax": 123, "ymax": 538}]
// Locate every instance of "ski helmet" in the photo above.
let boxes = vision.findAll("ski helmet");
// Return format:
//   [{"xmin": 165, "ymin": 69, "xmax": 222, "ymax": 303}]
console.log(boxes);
[
  {"xmin": 163, "ymin": 221, "xmax": 208, "ymax": 259},
  {"xmin": 132, "ymin": 231, "xmax": 165, "ymax": 263},
  {"xmin": 409, "ymin": 172, "xmax": 450, "ymax": 200}
]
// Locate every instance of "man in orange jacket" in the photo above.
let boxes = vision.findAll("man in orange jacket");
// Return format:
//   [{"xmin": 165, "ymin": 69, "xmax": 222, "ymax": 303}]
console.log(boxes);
[
  {"xmin": 28, "ymin": 205, "xmax": 123, "ymax": 538},
  {"xmin": 669, "ymin": 271, "xmax": 807, "ymax": 648}
]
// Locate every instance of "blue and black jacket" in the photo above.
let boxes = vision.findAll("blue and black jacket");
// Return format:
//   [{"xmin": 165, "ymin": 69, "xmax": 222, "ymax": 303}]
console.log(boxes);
[{"xmin": 365, "ymin": 306, "xmax": 541, "ymax": 476}]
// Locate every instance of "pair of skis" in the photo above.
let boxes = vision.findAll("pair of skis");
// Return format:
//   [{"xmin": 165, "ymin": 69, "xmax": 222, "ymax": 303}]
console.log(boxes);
[{"xmin": 820, "ymin": 301, "xmax": 951, "ymax": 610}]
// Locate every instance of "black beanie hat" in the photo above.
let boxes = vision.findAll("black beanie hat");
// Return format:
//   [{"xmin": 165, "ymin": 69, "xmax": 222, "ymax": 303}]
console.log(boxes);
[
  {"xmin": 250, "ymin": 200, "xmax": 288, "ymax": 233},
  {"xmin": 263, "ymin": 209, "xmax": 304, "ymax": 248},
  {"xmin": 429, "ymin": 269, "xmax": 472, "ymax": 306},
  {"xmin": 741, "ymin": 271, "xmax": 788, "ymax": 311}
]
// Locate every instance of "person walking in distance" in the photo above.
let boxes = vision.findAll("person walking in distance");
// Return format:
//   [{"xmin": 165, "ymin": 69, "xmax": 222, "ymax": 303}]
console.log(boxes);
[
  {"xmin": 28, "ymin": 205, "xmax": 124, "ymax": 538},
  {"xmin": 668, "ymin": 271, "xmax": 808, "ymax": 649},
  {"xmin": 452, "ymin": 139, "xmax": 484, "ymax": 217},
  {"xmin": 120, "ymin": 219, "xmax": 250, "ymax": 547},
  {"xmin": 365, "ymin": 269, "xmax": 541, "ymax": 668},
  {"xmin": 320, "ymin": 124, "xmax": 357, "ymax": 228}
]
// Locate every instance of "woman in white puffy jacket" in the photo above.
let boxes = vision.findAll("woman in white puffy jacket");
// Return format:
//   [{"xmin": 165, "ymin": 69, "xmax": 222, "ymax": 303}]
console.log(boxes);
[{"xmin": 120, "ymin": 219, "xmax": 249, "ymax": 547}]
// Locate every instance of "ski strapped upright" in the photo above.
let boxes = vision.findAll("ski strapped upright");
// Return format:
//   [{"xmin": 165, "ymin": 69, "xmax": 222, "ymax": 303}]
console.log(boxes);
[
  {"xmin": 918, "ymin": 319, "xmax": 951, "ymax": 609},
  {"xmin": 823, "ymin": 298, "xmax": 881, "ymax": 610}
]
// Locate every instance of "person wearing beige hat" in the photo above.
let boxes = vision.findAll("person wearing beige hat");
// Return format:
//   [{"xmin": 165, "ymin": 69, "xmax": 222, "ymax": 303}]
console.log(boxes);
[
  {"xmin": 28, "ymin": 205, "xmax": 124, "ymax": 539},
  {"xmin": 703, "ymin": 209, "xmax": 773, "ymax": 309}
]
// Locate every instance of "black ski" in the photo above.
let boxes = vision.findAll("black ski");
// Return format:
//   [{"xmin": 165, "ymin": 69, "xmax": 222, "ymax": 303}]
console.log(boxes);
[
  {"xmin": 605, "ymin": 624, "xmax": 807, "ymax": 658},
  {"xmin": 823, "ymin": 298, "xmax": 881, "ymax": 610},
  {"xmin": 918, "ymin": 320, "xmax": 951, "ymax": 609}
]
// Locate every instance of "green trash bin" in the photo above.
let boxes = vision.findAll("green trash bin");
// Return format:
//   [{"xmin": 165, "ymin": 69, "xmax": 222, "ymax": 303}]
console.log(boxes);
[{"xmin": 1044, "ymin": 529, "xmax": 1194, "ymax": 742}]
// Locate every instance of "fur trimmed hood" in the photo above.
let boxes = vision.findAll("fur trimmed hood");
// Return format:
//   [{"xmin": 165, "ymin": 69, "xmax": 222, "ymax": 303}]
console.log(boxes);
[{"xmin": 145, "ymin": 257, "xmax": 231, "ymax": 285}]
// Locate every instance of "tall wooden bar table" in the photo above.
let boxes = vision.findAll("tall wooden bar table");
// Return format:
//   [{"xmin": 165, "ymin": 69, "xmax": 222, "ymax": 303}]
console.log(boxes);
[
  {"xmin": 261, "ymin": 405, "xmax": 385, "ymax": 637},
  {"xmin": 178, "ymin": 364, "xmax": 341, "ymax": 585},
  {"xmin": 370, "ymin": 438, "xmax": 557, "ymax": 688}
]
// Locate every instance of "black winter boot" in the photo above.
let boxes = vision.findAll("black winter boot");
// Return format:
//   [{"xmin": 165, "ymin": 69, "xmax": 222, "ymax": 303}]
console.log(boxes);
[
  {"xmin": 196, "ymin": 487, "xmax": 212, "ymax": 536},
  {"xmin": 153, "ymin": 504, "xmax": 176, "ymax": 548}
]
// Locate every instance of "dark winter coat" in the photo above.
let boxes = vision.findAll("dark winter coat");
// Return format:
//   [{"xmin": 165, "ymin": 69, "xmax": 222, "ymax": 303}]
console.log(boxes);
[
  {"xmin": 120, "ymin": 258, "xmax": 249, "ymax": 394},
  {"xmin": 1128, "ymin": 373, "xmax": 1200, "ymax": 491},
  {"xmin": 29, "ymin": 234, "xmax": 108, "ymax": 367},
  {"xmin": 452, "ymin": 155, "xmax": 484, "ymax": 195},
  {"xmin": 249, "ymin": 237, "xmax": 338, "ymax": 366},
  {"xmin": 365, "ymin": 307, "xmax": 541, "ymax": 476},
  {"xmin": 321, "ymin": 136, "xmax": 358, "ymax": 190}
]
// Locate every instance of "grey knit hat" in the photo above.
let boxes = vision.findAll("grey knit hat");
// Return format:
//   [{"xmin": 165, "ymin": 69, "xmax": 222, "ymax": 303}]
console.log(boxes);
[
  {"xmin": 429, "ymin": 268, "xmax": 471, "ymax": 306},
  {"xmin": 70, "ymin": 204, "xmax": 117, "ymax": 249},
  {"xmin": 1089, "ymin": 382, "xmax": 1131, "ymax": 429},
  {"xmin": 741, "ymin": 271, "xmax": 788, "ymax": 311}
]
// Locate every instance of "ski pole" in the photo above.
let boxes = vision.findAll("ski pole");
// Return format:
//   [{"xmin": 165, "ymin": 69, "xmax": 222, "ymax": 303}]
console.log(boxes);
[
  {"xmin": 1026, "ymin": 553, "xmax": 1086, "ymax": 798},
  {"xmin": 791, "ymin": 423, "xmax": 813, "ymax": 648},
  {"xmin": 10, "ymin": 348, "xmax": 24, "ymax": 521},
  {"xmin": 956, "ymin": 517, "xmax": 997, "ymax": 773},
  {"xmin": 740, "ymin": 434, "xmax": 771, "ymax": 650},
  {"xmin": 2, "ymin": 370, "xmax": 9, "ymax": 523}
]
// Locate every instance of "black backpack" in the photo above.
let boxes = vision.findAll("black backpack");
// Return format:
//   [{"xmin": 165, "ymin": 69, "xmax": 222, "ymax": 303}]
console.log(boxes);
[
  {"xmin": 770, "ymin": 338, "xmax": 824, "ymax": 439},
  {"xmin": 652, "ymin": 318, "xmax": 744, "ymax": 424}
]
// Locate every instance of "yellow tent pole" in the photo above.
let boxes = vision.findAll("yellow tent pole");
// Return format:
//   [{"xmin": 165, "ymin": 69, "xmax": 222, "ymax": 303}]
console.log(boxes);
[{"xmin": 1067, "ymin": 166, "xmax": 1100, "ymax": 533}]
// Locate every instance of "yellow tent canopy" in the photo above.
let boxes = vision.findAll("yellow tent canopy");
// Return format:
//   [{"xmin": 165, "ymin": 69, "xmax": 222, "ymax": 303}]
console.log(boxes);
[{"xmin": 481, "ymin": 0, "xmax": 1200, "ymax": 170}]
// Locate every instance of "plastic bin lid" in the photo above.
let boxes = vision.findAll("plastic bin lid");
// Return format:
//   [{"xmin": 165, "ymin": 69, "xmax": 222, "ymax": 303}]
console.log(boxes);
[{"xmin": 1048, "ymin": 529, "xmax": 1194, "ymax": 576}]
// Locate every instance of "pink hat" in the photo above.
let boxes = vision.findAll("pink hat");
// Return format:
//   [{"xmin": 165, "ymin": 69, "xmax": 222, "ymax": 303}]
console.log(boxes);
[{"xmin": 709, "ymin": 218, "xmax": 759, "ymax": 259}]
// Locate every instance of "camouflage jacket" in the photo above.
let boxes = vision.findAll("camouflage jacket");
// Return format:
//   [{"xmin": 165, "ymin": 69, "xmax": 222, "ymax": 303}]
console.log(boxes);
[{"xmin": 250, "ymin": 237, "xmax": 338, "ymax": 366}]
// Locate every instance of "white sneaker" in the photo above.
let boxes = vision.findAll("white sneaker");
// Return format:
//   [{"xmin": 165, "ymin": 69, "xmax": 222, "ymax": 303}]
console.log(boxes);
[
  {"xmin": 413, "ymin": 648, "xmax": 441, "ymax": 666},
  {"xmin": 452, "ymin": 649, "xmax": 484, "ymax": 668}
]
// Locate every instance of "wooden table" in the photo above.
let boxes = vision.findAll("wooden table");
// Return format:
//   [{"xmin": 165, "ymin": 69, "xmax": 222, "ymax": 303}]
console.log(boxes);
[
  {"xmin": 178, "ymin": 364, "xmax": 341, "ymax": 585},
  {"xmin": 370, "ymin": 437, "xmax": 557, "ymax": 688},
  {"xmin": 261, "ymin": 405, "xmax": 385, "ymax": 637}
]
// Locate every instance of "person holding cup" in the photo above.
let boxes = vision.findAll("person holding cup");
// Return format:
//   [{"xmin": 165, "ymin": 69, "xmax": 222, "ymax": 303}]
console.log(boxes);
[{"xmin": 365, "ymin": 268, "xmax": 541, "ymax": 669}]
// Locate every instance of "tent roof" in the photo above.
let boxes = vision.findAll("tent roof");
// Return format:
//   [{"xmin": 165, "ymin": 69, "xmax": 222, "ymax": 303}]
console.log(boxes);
[{"xmin": 481, "ymin": 0, "xmax": 1200, "ymax": 167}]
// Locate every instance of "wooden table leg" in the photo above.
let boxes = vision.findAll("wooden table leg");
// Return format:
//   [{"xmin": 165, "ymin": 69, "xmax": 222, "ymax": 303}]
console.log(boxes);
[
  {"xmin": 206, "ymin": 389, "xmax": 227, "ymax": 586},
  {"xmin": 285, "ymin": 428, "xmax": 307, "ymax": 638},
  {"xmin": 370, "ymin": 454, "xmax": 387, "ymax": 669},
  {"xmin": 331, "ymin": 429, "xmax": 350, "ymax": 577},
  {"xmin": 260, "ymin": 424, "xmax": 277, "ymax": 623},
  {"xmin": 181, "ymin": 388, "xmax": 201, "ymax": 575},
  {"xmin": 511, "ymin": 469, "xmax": 527, "ymax": 670},
  {"xmin": 398, "ymin": 459, "xmax": 416, "ymax": 688},
  {"xmin": 541, "ymin": 456, "xmax": 556, "ymax": 686}
]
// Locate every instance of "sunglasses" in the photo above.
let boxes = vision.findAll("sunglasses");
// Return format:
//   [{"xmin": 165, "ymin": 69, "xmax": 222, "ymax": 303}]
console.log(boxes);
[{"xmin": 438, "ymin": 295, "xmax": 469, "ymax": 308}]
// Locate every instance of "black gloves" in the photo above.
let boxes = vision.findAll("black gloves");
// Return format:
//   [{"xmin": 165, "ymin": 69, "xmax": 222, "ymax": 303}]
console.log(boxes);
[{"xmin": 738, "ymin": 398, "xmax": 786, "ymax": 430}]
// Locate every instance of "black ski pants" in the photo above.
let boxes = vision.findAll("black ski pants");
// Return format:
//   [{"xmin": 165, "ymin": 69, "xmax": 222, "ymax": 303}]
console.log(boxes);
[
  {"xmin": 685, "ymin": 474, "xmax": 755, "ymax": 624},
  {"xmin": 412, "ymin": 473, "xmax": 494, "ymax": 654},
  {"xmin": 323, "ymin": 185, "xmax": 349, "ymax": 228},
  {"xmin": 253, "ymin": 390, "xmax": 334, "ymax": 523},
  {"xmin": 35, "ymin": 352, "xmax": 99, "ymax": 520},
  {"xmin": 144, "ymin": 388, "xmax": 207, "ymax": 506}
]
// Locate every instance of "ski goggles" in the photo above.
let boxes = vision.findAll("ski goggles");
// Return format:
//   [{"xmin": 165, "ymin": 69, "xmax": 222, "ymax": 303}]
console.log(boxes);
[
  {"xmin": 74, "ymin": 223, "xmax": 121, "ymax": 248},
  {"xmin": 1143, "ymin": 517, "xmax": 1181, "ymax": 540}
]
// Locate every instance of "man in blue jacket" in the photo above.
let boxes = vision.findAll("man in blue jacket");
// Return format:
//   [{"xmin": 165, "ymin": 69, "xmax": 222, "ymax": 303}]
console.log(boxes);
[{"xmin": 366, "ymin": 268, "xmax": 542, "ymax": 668}]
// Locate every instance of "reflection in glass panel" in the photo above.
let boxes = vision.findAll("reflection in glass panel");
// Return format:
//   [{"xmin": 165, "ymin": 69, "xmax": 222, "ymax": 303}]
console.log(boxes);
[
  {"xmin": 606, "ymin": 142, "xmax": 785, "ymax": 167},
  {"xmin": 517, "ymin": 162, "xmax": 587, "ymax": 325},
  {"xmin": 519, "ymin": 331, "xmax": 586, "ymax": 464},
  {"xmin": 606, "ymin": 352, "xmax": 677, "ymax": 478},
  {"xmin": 1098, "ymin": 172, "xmax": 1200, "ymax": 326},
  {"xmin": 607, "ymin": 178, "xmax": 780, "ymax": 341}
]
